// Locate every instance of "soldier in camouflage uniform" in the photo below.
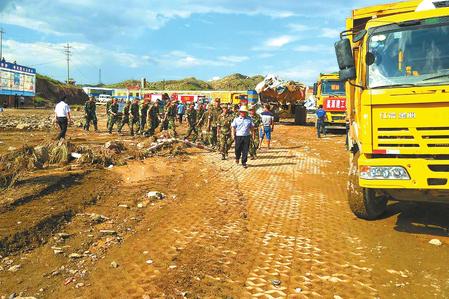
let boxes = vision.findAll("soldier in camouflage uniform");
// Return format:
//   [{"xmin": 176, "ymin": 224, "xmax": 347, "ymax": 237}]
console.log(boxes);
[
  {"xmin": 162, "ymin": 100, "xmax": 178, "ymax": 138},
  {"xmin": 118, "ymin": 100, "xmax": 131, "ymax": 134},
  {"xmin": 184, "ymin": 103, "xmax": 198, "ymax": 142},
  {"xmin": 145, "ymin": 101, "xmax": 160, "ymax": 137},
  {"xmin": 108, "ymin": 98, "xmax": 119, "ymax": 134},
  {"xmin": 249, "ymin": 105, "xmax": 262, "ymax": 159},
  {"xmin": 106, "ymin": 99, "xmax": 112, "ymax": 128},
  {"xmin": 167, "ymin": 100, "xmax": 178, "ymax": 137},
  {"xmin": 197, "ymin": 104, "xmax": 209, "ymax": 145},
  {"xmin": 233, "ymin": 104, "xmax": 240, "ymax": 118},
  {"xmin": 84, "ymin": 96, "xmax": 98, "ymax": 131},
  {"xmin": 129, "ymin": 98, "xmax": 140, "ymax": 136},
  {"xmin": 139, "ymin": 99, "xmax": 150, "ymax": 135},
  {"xmin": 207, "ymin": 98, "xmax": 221, "ymax": 149},
  {"xmin": 217, "ymin": 106, "xmax": 234, "ymax": 160}
]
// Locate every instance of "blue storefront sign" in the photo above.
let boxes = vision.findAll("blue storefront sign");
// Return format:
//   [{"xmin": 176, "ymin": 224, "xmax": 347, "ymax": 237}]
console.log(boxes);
[{"xmin": 0, "ymin": 61, "xmax": 36, "ymax": 97}]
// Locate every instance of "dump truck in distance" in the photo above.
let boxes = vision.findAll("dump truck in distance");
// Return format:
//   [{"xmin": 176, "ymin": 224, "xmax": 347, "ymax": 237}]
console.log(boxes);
[
  {"xmin": 313, "ymin": 73, "xmax": 347, "ymax": 130},
  {"xmin": 335, "ymin": 0, "xmax": 449, "ymax": 219}
]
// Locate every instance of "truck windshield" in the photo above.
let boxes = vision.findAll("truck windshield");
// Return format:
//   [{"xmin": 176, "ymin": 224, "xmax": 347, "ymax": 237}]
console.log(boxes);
[
  {"xmin": 321, "ymin": 80, "xmax": 345, "ymax": 95},
  {"xmin": 368, "ymin": 20, "xmax": 449, "ymax": 88}
]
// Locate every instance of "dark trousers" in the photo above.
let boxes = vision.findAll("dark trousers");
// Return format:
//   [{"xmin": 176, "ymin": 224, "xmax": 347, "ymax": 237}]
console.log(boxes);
[
  {"xmin": 235, "ymin": 135, "xmax": 251, "ymax": 165},
  {"xmin": 57, "ymin": 117, "xmax": 68, "ymax": 140},
  {"xmin": 84, "ymin": 114, "xmax": 98, "ymax": 131},
  {"xmin": 140, "ymin": 117, "xmax": 147, "ymax": 134},
  {"xmin": 317, "ymin": 121, "xmax": 326, "ymax": 138},
  {"xmin": 210, "ymin": 127, "xmax": 218, "ymax": 146}
]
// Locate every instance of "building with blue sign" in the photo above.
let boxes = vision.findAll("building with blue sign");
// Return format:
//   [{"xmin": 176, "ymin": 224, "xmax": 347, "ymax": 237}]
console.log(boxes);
[
  {"xmin": 0, "ymin": 60, "xmax": 36, "ymax": 107},
  {"xmin": 0, "ymin": 60, "xmax": 36, "ymax": 96}
]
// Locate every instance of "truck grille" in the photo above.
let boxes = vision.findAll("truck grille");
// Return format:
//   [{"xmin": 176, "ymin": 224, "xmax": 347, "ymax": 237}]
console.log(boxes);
[
  {"xmin": 331, "ymin": 115, "xmax": 346, "ymax": 121},
  {"xmin": 375, "ymin": 127, "xmax": 449, "ymax": 152}
]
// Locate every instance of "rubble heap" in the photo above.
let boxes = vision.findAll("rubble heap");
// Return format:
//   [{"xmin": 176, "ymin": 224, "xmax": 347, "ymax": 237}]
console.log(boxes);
[{"xmin": 255, "ymin": 74, "xmax": 307, "ymax": 105}]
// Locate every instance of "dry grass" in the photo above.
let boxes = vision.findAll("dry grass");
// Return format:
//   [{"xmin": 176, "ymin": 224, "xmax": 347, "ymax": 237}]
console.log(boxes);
[
  {"xmin": 75, "ymin": 145, "xmax": 125, "ymax": 167},
  {"xmin": 0, "ymin": 146, "xmax": 39, "ymax": 189},
  {"xmin": 0, "ymin": 138, "xmax": 189, "ymax": 189}
]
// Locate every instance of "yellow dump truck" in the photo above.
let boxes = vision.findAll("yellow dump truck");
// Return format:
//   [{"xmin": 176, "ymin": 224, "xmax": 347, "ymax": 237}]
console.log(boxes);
[
  {"xmin": 334, "ymin": 0, "xmax": 449, "ymax": 219},
  {"xmin": 313, "ymin": 73, "xmax": 347, "ymax": 130},
  {"xmin": 210, "ymin": 91, "xmax": 247, "ymax": 105}
]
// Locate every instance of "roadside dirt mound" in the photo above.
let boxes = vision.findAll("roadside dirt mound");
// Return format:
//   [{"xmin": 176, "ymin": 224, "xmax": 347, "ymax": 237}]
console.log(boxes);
[{"xmin": 36, "ymin": 75, "xmax": 88, "ymax": 105}]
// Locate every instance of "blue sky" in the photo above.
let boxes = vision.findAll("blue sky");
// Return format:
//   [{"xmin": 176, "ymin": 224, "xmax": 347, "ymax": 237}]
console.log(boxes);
[{"xmin": 0, "ymin": 0, "xmax": 386, "ymax": 85}]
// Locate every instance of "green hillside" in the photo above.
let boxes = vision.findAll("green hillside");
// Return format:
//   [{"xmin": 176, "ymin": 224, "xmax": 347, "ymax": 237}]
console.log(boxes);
[
  {"xmin": 210, "ymin": 74, "xmax": 264, "ymax": 91},
  {"xmin": 104, "ymin": 73, "xmax": 263, "ymax": 91}
]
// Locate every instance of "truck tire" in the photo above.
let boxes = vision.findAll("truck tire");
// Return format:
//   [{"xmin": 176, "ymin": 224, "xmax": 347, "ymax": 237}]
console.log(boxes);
[
  {"xmin": 294, "ymin": 104, "xmax": 307, "ymax": 125},
  {"xmin": 348, "ymin": 152, "xmax": 388, "ymax": 220}
]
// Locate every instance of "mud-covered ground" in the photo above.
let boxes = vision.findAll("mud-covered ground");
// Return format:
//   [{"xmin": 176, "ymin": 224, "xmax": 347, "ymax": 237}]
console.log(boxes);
[{"xmin": 0, "ymin": 108, "xmax": 448, "ymax": 299}]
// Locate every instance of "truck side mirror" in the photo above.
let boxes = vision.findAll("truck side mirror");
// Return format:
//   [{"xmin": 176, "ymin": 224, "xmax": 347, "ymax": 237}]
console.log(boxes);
[
  {"xmin": 335, "ymin": 38, "xmax": 356, "ymax": 81},
  {"xmin": 313, "ymin": 83, "xmax": 318, "ymax": 96},
  {"xmin": 353, "ymin": 30, "xmax": 367, "ymax": 43}
]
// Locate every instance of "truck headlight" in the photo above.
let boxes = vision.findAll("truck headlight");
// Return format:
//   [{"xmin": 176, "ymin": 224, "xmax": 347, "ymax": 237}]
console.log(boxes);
[{"xmin": 359, "ymin": 166, "xmax": 410, "ymax": 180}]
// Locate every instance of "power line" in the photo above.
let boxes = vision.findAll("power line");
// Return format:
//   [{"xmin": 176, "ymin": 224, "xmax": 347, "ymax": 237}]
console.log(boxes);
[
  {"xmin": 30, "ymin": 59, "xmax": 66, "ymax": 67},
  {"xmin": 72, "ymin": 66, "xmax": 90, "ymax": 84},
  {"xmin": 63, "ymin": 43, "xmax": 72, "ymax": 84},
  {"xmin": 0, "ymin": 28, "xmax": 5, "ymax": 60}
]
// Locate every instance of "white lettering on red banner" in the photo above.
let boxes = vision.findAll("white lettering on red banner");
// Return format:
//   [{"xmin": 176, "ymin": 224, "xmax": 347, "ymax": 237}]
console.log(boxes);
[{"xmin": 325, "ymin": 98, "xmax": 346, "ymax": 111}]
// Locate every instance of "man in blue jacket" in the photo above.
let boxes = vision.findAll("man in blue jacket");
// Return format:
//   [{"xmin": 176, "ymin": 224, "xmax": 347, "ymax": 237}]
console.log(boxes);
[{"xmin": 316, "ymin": 105, "xmax": 327, "ymax": 138}]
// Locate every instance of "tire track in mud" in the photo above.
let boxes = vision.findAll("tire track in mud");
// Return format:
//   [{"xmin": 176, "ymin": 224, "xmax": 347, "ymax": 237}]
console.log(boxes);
[
  {"xmin": 0, "ymin": 171, "xmax": 114, "ymax": 256},
  {"xmin": 8, "ymin": 124, "xmax": 447, "ymax": 298},
  {"xmin": 206, "ymin": 137, "xmax": 379, "ymax": 298},
  {"xmin": 66, "ymin": 156, "xmax": 251, "ymax": 298}
]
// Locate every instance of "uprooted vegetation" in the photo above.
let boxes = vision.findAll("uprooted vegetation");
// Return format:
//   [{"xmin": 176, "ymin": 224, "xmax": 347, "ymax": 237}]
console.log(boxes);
[{"xmin": 0, "ymin": 138, "xmax": 189, "ymax": 190}]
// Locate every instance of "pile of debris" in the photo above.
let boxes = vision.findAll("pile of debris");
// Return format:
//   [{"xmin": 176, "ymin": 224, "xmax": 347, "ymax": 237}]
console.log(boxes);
[
  {"xmin": 0, "ymin": 140, "xmax": 127, "ymax": 189},
  {"xmin": 0, "ymin": 114, "xmax": 85, "ymax": 131},
  {"xmin": 0, "ymin": 115, "xmax": 55, "ymax": 130},
  {"xmin": 0, "ymin": 138, "xmax": 194, "ymax": 189},
  {"xmin": 255, "ymin": 74, "xmax": 307, "ymax": 105}
]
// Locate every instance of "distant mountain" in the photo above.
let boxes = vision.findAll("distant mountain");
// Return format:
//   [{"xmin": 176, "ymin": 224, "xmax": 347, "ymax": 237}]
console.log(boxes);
[{"xmin": 103, "ymin": 73, "xmax": 263, "ymax": 91}]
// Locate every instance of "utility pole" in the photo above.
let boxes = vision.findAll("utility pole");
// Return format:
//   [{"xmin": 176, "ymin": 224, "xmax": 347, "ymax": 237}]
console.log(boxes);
[
  {"xmin": 0, "ymin": 28, "xmax": 5, "ymax": 60},
  {"xmin": 99, "ymin": 68, "xmax": 102, "ymax": 85},
  {"xmin": 63, "ymin": 43, "xmax": 72, "ymax": 84}
]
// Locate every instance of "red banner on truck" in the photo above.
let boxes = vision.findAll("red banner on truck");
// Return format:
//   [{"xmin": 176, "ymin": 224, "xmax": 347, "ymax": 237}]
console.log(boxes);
[{"xmin": 324, "ymin": 97, "xmax": 346, "ymax": 112}]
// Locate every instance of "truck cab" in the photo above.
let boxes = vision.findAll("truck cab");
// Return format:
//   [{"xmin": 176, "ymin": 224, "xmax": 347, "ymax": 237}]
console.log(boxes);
[
  {"xmin": 313, "ymin": 73, "xmax": 347, "ymax": 130},
  {"xmin": 335, "ymin": 0, "xmax": 449, "ymax": 219}
]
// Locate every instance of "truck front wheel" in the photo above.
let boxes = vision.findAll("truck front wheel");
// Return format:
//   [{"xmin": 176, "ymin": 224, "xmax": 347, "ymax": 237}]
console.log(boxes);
[{"xmin": 348, "ymin": 152, "xmax": 388, "ymax": 220}]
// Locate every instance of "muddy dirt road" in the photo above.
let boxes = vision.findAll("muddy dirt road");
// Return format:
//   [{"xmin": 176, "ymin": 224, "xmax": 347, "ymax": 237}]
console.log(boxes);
[{"xmin": 1, "ymin": 109, "xmax": 449, "ymax": 298}]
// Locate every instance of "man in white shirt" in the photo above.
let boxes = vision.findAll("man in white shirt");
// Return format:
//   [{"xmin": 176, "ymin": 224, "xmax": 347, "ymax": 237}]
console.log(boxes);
[
  {"xmin": 231, "ymin": 105, "xmax": 254, "ymax": 168},
  {"xmin": 54, "ymin": 96, "xmax": 72, "ymax": 140}
]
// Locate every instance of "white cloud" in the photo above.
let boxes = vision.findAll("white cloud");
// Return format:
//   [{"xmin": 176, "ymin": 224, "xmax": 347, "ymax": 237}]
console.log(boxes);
[
  {"xmin": 0, "ymin": 13, "xmax": 62, "ymax": 35},
  {"xmin": 218, "ymin": 56, "xmax": 249, "ymax": 63},
  {"xmin": 0, "ymin": 1, "xmax": 297, "ymax": 37},
  {"xmin": 294, "ymin": 44, "xmax": 334, "ymax": 54},
  {"xmin": 271, "ymin": 59, "xmax": 338, "ymax": 84},
  {"xmin": 287, "ymin": 23, "xmax": 310, "ymax": 32},
  {"xmin": 258, "ymin": 53, "xmax": 275, "ymax": 58},
  {"xmin": 321, "ymin": 28, "xmax": 341, "ymax": 39},
  {"xmin": 2, "ymin": 39, "xmax": 149, "ymax": 70},
  {"xmin": 156, "ymin": 51, "xmax": 246, "ymax": 69},
  {"xmin": 209, "ymin": 76, "xmax": 221, "ymax": 81},
  {"xmin": 265, "ymin": 35, "xmax": 296, "ymax": 48}
]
